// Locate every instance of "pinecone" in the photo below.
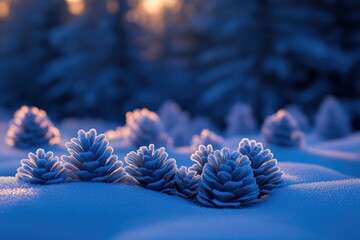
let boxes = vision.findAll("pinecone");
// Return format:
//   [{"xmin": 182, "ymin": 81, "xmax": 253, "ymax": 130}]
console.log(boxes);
[
  {"xmin": 62, "ymin": 129, "xmax": 128, "ymax": 183},
  {"xmin": 191, "ymin": 129, "xmax": 224, "ymax": 151},
  {"xmin": 16, "ymin": 149, "xmax": 65, "ymax": 185},
  {"xmin": 125, "ymin": 144, "xmax": 177, "ymax": 193},
  {"xmin": 189, "ymin": 144, "xmax": 214, "ymax": 175},
  {"xmin": 238, "ymin": 138, "xmax": 283, "ymax": 197},
  {"xmin": 261, "ymin": 109, "xmax": 305, "ymax": 147},
  {"xmin": 126, "ymin": 108, "xmax": 171, "ymax": 148},
  {"xmin": 173, "ymin": 166, "xmax": 201, "ymax": 198},
  {"xmin": 315, "ymin": 96, "xmax": 351, "ymax": 139},
  {"xmin": 197, "ymin": 148, "xmax": 259, "ymax": 208},
  {"xmin": 6, "ymin": 106, "xmax": 60, "ymax": 149}
]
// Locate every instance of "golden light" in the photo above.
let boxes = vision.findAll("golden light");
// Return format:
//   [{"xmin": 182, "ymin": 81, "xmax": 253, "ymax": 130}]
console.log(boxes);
[
  {"xmin": 65, "ymin": 0, "xmax": 85, "ymax": 16},
  {"xmin": 106, "ymin": 0, "xmax": 120, "ymax": 14},
  {"xmin": 0, "ymin": 0, "xmax": 10, "ymax": 19},
  {"xmin": 140, "ymin": 0, "xmax": 180, "ymax": 15}
]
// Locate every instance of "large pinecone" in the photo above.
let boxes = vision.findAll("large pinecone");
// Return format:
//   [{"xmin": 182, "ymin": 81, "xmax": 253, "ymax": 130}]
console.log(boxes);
[
  {"xmin": 189, "ymin": 144, "xmax": 214, "ymax": 175},
  {"xmin": 125, "ymin": 144, "xmax": 177, "ymax": 193},
  {"xmin": 6, "ymin": 106, "xmax": 60, "ymax": 149},
  {"xmin": 16, "ymin": 149, "xmax": 65, "ymax": 184},
  {"xmin": 238, "ymin": 138, "xmax": 283, "ymax": 197},
  {"xmin": 62, "ymin": 129, "xmax": 128, "ymax": 183},
  {"xmin": 197, "ymin": 148, "xmax": 259, "ymax": 208},
  {"xmin": 173, "ymin": 166, "xmax": 201, "ymax": 198},
  {"xmin": 126, "ymin": 108, "xmax": 171, "ymax": 148}
]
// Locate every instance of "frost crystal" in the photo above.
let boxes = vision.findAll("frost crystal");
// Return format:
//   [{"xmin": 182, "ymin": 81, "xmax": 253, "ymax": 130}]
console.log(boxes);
[
  {"xmin": 125, "ymin": 144, "xmax": 177, "ymax": 193},
  {"xmin": 62, "ymin": 129, "xmax": 128, "ymax": 183},
  {"xmin": 173, "ymin": 166, "xmax": 201, "ymax": 198},
  {"xmin": 126, "ymin": 108, "xmax": 171, "ymax": 148},
  {"xmin": 16, "ymin": 149, "xmax": 65, "ymax": 185},
  {"xmin": 261, "ymin": 109, "xmax": 305, "ymax": 147},
  {"xmin": 238, "ymin": 138, "xmax": 283, "ymax": 197},
  {"xmin": 197, "ymin": 148, "xmax": 259, "ymax": 208},
  {"xmin": 6, "ymin": 106, "xmax": 60, "ymax": 149},
  {"xmin": 189, "ymin": 144, "xmax": 214, "ymax": 175}
]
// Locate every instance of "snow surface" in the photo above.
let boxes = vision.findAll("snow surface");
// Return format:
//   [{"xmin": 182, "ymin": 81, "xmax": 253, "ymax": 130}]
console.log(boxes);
[{"xmin": 0, "ymin": 119, "xmax": 360, "ymax": 239}]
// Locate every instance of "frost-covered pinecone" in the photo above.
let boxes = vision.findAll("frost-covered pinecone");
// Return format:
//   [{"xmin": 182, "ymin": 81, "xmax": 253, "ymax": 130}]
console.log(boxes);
[
  {"xmin": 197, "ymin": 148, "xmax": 259, "ymax": 208},
  {"xmin": 125, "ymin": 144, "xmax": 177, "ymax": 193},
  {"xmin": 315, "ymin": 96, "xmax": 351, "ymax": 140},
  {"xmin": 62, "ymin": 129, "xmax": 128, "ymax": 183},
  {"xmin": 126, "ymin": 108, "xmax": 172, "ymax": 148},
  {"xmin": 285, "ymin": 105, "xmax": 310, "ymax": 132},
  {"xmin": 189, "ymin": 144, "xmax": 214, "ymax": 175},
  {"xmin": 226, "ymin": 102, "xmax": 257, "ymax": 136},
  {"xmin": 6, "ymin": 106, "xmax": 60, "ymax": 149},
  {"xmin": 191, "ymin": 129, "xmax": 224, "ymax": 151},
  {"xmin": 173, "ymin": 166, "xmax": 201, "ymax": 198},
  {"xmin": 261, "ymin": 109, "xmax": 305, "ymax": 147},
  {"xmin": 16, "ymin": 149, "xmax": 65, "ymax": 185},
  {"xmin": 238, "ymin": 138, "xmax": 283, "ymax": 197},
  {"xmin": 158, "ymin": 101, "xmax": 193, "ymax": 147}
]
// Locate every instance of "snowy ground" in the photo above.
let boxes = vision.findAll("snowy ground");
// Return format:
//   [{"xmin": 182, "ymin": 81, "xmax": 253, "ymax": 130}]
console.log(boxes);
[{"xmin": 0, "ymin": 119, "xmax": 360, "ymax": 239}]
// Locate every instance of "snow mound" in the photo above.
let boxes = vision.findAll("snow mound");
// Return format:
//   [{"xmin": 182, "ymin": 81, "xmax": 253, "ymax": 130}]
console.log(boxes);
[{"xmin": 0, "ymin": 163, "xmax": 359, "ymax": 239}]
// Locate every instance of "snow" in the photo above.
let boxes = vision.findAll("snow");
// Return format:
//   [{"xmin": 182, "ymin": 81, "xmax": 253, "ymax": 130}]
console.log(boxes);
[{"xmin": 0, "ymin": 119, "xmax": 360, "ymax": 239}]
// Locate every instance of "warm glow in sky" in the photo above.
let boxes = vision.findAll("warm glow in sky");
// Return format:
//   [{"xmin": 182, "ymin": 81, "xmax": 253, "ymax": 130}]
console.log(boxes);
[
  {"xmin": 65, "ymin": 0, "xmax": 85, "ymax": 16},
  {"xmin": 140, "ymin": 0, "xmax": 180, "ymax": 15},
  {"xmin": 0, "ymin": 0, "xmax": 10, "ymax": 19}
]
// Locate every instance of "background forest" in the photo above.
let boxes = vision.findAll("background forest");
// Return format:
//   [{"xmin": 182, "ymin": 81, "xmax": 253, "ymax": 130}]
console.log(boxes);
[{"xmin": 0, "ymin": 0, "xmax": 359, "ymax": 129}]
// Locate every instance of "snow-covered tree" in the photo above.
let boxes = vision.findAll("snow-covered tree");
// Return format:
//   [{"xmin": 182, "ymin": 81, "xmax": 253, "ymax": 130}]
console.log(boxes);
[
  {"xmin": 315, "ymin": 96, "xmax": 351, "ymax": 139},
  {"xmin": 6, "ymin": 106, "xmax": 60, "ymax": 149},
  {"xmin": 173, "ymin": 166, "xmax": 201, "ymax": 198},
  {"xmin": 189, "ymin": 144, "xmax": 213, "ymax": 175},
  {"xmin": 261, "ymin": 109, "xmax": 305, "ymax": 148},
  {"xmin": 226, "ymin": 102, "xmax": 257, "ymax": 136},
  {"xmin": 62, "ymin": 129, "xmax": 128, "ymax": 183},
  {"xmin": 191, "ymin": 129, "xmax": 224, "ymax": 151},
  {"xmin": 125, "ymin": 144, "xmax": 177, "ymax": 193},
  {"xmin": 41, "ymin": 0, "xmax": 141, "ymax": 119},
  {"xmin": 197, "ymin": 148, "xmax": 259, "ymax": 208},
  {"xmin": 238, "ymin": 138, "xmax": 283, "ymax": 197},
  {"xmin": 126, "ymin": 108, "xmax": 171, "ymax": 148},
  {"xmin": 0, "ymin": 0, "xmax": 65, "ymax": 108},
  {"xmin": 16, "ymin": 149, "xmax": 65, "ymax": 185}
]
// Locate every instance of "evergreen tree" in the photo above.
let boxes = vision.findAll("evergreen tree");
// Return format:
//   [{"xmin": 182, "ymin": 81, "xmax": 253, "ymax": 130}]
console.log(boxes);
[
  {"xmin": 41, "ymin": 0, "xmax": 140, "ymax": 119},
  {"xmin": 0, "ymin": 0, "xmax": 65, "ymax": 108}
]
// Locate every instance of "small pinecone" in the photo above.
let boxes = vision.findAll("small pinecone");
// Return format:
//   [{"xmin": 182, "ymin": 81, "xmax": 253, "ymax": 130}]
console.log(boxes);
[
  {"xmin": 238, "ymin": 138, "xmax": 283, "ymax": 197},
  {"xmin": 315, "ymin": 96, "xmax": 351, "ymax": 139},
  {"xmin": 62, "ymin": 129, "xmax": 127, "ymax": 183},
  {"xmin": 261, "ymin": 109, "xmax": 305, "ymax": 147},
  {"xmin": 16, "ymin": 149, "xmax": 65, "ymax": 185},
  {"xmin": 189, "ymin": 144, "xmax": 214, "ymax": 175},
  {"xmin": 197, "ymin": 148, "xmax": 259, "ymax": 208},
  {"xmin": 125, "ymin": 144, "xmax": 177, "ymax": 193},
  {"xmin": 173, "ymin": 166, "xmax": 201, "ymax": 198},
  {"xmin": 6, "ymin": 106, "xmax": 60, "ymax": 149},
  {"xmin": 226, "ymin": 102, "xmax": 257, "ymax": 136},
  {"xmin": 191, "ymin": 129, "xmax": 224, "ymax": 151},
  {"xmin": 126, "ymin": 108, "xmax": 171, "ymax": 148}
]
